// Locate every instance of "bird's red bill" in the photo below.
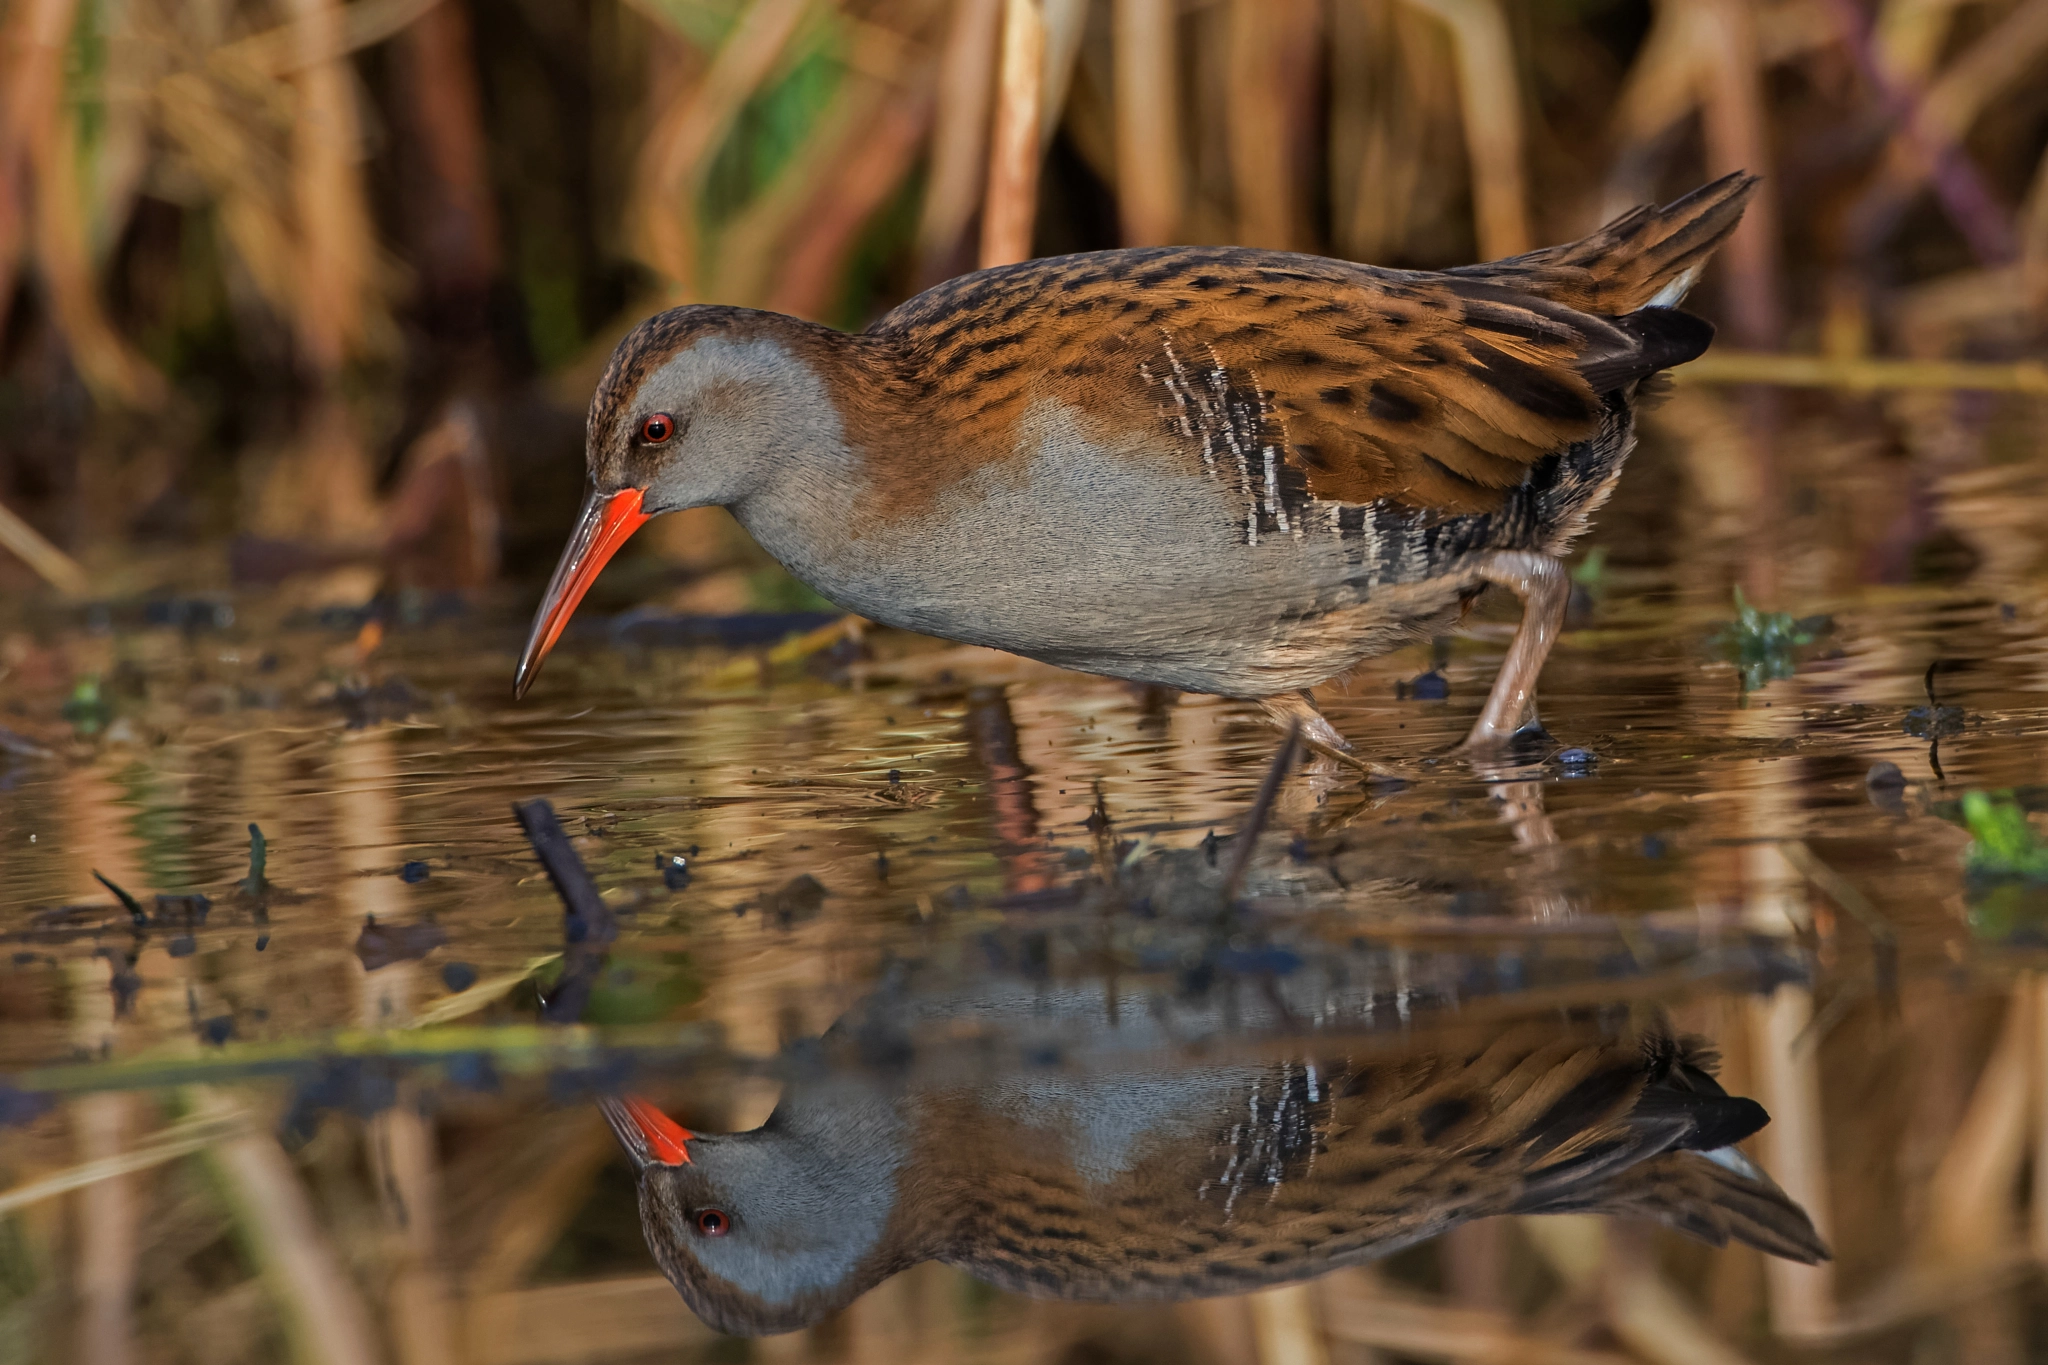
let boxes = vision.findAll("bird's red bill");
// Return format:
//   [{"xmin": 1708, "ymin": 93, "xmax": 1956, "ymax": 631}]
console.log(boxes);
[
  {"xmin": 515, "ymin": 486, "xmax": 650, "ymax": 698},
  {"xmin": 602, "ymin": 1094, "xmax": 694, "ymax": 1166}
]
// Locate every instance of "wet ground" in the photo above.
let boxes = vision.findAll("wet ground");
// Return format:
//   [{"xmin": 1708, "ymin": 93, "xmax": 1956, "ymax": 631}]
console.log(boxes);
[{"xmin": 5, "ymin": 388, "xmax": 2048, "ymax": 1364}]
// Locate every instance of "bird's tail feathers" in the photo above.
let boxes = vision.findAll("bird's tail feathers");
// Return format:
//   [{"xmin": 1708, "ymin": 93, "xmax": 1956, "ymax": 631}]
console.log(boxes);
[{"xmin": 1451, "ymin": 172, "xmax": 1761, "ymax": 316}]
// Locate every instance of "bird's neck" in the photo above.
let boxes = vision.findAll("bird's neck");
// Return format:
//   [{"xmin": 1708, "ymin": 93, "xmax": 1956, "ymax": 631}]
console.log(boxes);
[{"xmin": 719, "ymin": 326, "xmax": 935, "ymax": 611}]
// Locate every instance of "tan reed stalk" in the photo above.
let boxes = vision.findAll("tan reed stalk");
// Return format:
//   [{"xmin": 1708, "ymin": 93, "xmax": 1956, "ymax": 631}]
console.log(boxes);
[
  {"xmin": 1603, "ymin": 1254, "xmax": 1761, "ymax": 1365},
  {"xmin": 764, "ymin": 82, "xmax": 934, "ymax": 318},
  {"xmin": 1684, "ymin": 350, "xmax": 2048, "ymax": 394},
  {"xmin": 1112, "ymin": 0, "xmax": 1183, "ymax": 246},
  {"xmin": 1248, "ymin": 1282, "xmax": 1329, "ymax": 1365},
  {"xmin": 632, "ymin": 0, "xmax": 814, "ymax": 291},
  {"xmin": 916, "ymin": 0, "xmax": 1003, "ymax": 278},
  {"xmin": 1321, "ymin": 1261, "xmax": 1630, "ymax": 1365},
  {"xmin": 0, "ymin": 497, "xmax": 88, "ymax": 595},
  {"xmin": 1692, "ymin": 0, "xmax": 1782, "ymax": 348},
  {"xmin": 279, "ymin": 0, "xmax": 381, "ymax": 372},
  {"xmin": 0, "ymin": 0, "xmax": 76, "ymax": 343},
  {"xmin": 1921, "ymin": 983, "xmax": 2034, "ymax": 1265},
  {"xmin": 2024, "ymin": 143, "xmax": 2048, "ymax": 320},
  {"xmin": 1225, "ymin": 0, "xmax": 1319, "ymax": 250},
  {"xmin": 394, "ymin": 0, "xmax": 501, "ymax": 297},
  {"xmin": 14, "ymin": 0, "xmax": 167, "ymax": 408},
  {"xmin": 1401, "ymin": 0, "xmax": 1530, "ymax": 259},
  {"xmin": 192, "ymin": 1090, "xmax": 385, "ymax": 1365},
  {"xmin": 981, "ymin": 0, "xmax": 1046, "ymax": 267}
]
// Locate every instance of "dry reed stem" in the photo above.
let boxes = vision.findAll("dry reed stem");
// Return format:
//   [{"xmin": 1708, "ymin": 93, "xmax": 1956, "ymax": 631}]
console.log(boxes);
[
  {"xmin": 462, "ymin": 1275, "xmax": 715, "ymax": 1364},
  {"xmin": 714, "ymin": 58, "xmax": 899, "ymax": 306},
  {"xmin": 69, "ymin": 1093, "xmax": 137, "ymax": 1365},
  {"xmin": 1872, "ymin": 0, "xmax": 1959, "ymax": 83},
  {"xmin": 396, "ymin": 0, "xmax": 501, "ymax": 295},
  {"xmin": 633, "ymin": 0, "xmax": 813, "ymax": 290},
  {"xmin": 462, "ymin": 1120, "xmax": 619, "ymax": 1293},
  {"xmin": 191, "ymin": 1089, "xmax": 385, "ymax": 1365},
  {"xmin": 1683, "ymin": 349, "xmax": 2048, "ymax": 393},
  {"xmin": 763, "ymin": 78, "xmax": 936, "ymax": 317},
  {"xmin": 0, "ymin": 496, "xmax": 88, "ymax": 595},
  {"xmin": 1402, "ymin": 0, "xmax": 1530, "ymax": 259},
  {"xmin": 1604, "ymin": 1261, "xmax": 1760, "ymax": 1365},
  {"xmin": 1038, "ymin": 0, "xmax": 1090, "ymax": 144},
  {"xmin": 916, "ymin": 0, "xmax": 1002, "ymax": 274},
  {"xmin": 1921, "ymin": 980, "xmax": 2034, "ymax": 1264},
  {"xmin": 1746, "ymin": 980, "xmax": 1837, "ymax": 1338},
  {"xmin": 1913, "ymin": 0, "xmax": 2048, "ymax": 178},
  {"xmin": 981, "ymin": 0, "xmax": 1046, "ymax": 267},
  {"xmin": 280, "ymin": 0, "xmax": 384, "ymax": 372},
  {"xmin": 228, "ymin": 0, "xmax": 447, "ymax": 76},
  {"xmin": 1321, "ymin": 1263, "xmax": 1628, "ymax": 1365},
  {"xmin": 373, "ymin": 1101, "xmax": 458, "ymax": 1365},
  {"xmin": 1226, "ymin": 0, "xmax": 1318, "ymax": 251},
  {"xmin": 0, "ymin": 1111, "xmax": 245, "ymax": 1216},
  {"xmin": 0, "ymin": 0, "xmax": 76, "ymax": 342},
  {"xmin": 1248, "ymin": 1283, "xmax": 1329, "ymax": 1365},
  {"xmin": 13, "ymin": 0, "xmax": 168, "ymax": 408},
  {"xmin": 2033, "ymin": 975, "xmax": 2048, "ymax": 1264},
  {"xmin": 1831, "ymin": 0, "xmax": 2023, "ymax": 268},
  {"xmin": 2024, "ymin": 142, "xmax": 2048, "ymax": 319},
  {"xmin": 1692, "ymin": 0, "xmax": 1782, "ymax": 347},
  {"xmin": 1112, "ymin": 0, "xmax": 1183, "ymax": 246}
]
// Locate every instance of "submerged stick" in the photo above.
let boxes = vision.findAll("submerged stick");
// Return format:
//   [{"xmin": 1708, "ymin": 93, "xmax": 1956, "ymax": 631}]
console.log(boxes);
[
  {"xmin": 512, "ymin": 799, "xmax": 617, "ymax": 1024},
  {"xmin": 1219, "ymin": 721, "xmax": 1302, "ymax": 905}
]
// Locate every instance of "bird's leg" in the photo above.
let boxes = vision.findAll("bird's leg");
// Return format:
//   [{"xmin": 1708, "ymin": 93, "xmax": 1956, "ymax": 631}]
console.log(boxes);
[
  {"xmin": 1457, "ymin": 551, "xmax": 1569, "ymax": 754},
  {"xmin": 1256, "ymin": 691, "xmax": 1403, "ymax": 778}
]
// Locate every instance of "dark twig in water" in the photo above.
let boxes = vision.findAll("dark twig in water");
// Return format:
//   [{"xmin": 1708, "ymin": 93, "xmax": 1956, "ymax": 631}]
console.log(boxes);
[
  {"xmin": 512, "ymin": 799, "xmax": 617, "ymax": 1023},
  {"xmin": 1219, "ymin": 721, "xmax": 1302, "ymax": 906},
  {"xmin": 1906, "ymin": 660, "xmax": 1965, "ymax": 782},
  {"xmin": 92, "ymin": 871, "xmax": 147, "ymax": 928}
]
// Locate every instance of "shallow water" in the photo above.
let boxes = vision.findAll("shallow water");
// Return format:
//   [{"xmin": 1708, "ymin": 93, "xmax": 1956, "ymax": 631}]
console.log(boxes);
[{"xmin": 5, "ymin": 393, "xmax": 2048, "ymax": 1363}]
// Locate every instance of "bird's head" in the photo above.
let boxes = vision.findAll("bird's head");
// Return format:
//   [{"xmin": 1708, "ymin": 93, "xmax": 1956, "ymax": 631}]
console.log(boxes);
[
  {"xmin": 599, "ymin": 1094, "xmax": 907, "ymax": 1337},
  {"xmin": 514, "ymin": 305, "xmax": 852, "ymax": 698}
]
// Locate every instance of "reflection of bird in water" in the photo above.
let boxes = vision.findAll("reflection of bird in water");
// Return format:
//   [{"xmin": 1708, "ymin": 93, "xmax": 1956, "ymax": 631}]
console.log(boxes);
[
  {"xmin": 599, "ymin": 978, "xmax": 1826, "ymax": 1336},
  {"xmin": 515, "ymin": 176, "xmax": 1758, "ymax": 764}
]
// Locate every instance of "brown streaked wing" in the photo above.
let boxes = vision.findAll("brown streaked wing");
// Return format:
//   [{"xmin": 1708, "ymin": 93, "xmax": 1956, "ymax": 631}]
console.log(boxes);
[{"xmin": 876, "ymin": 247, "xmax": 1650, "ymax": 517}]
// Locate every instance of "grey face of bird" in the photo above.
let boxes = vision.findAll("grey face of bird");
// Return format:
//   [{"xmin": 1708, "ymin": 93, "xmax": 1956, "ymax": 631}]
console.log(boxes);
[
  {"xmin": 587, "ymin": 321, "xmax": 844, "ymax": 518},
  {"xmin": 608, "ymin": 1105, "xmax": 911, "ymax": 1338}
]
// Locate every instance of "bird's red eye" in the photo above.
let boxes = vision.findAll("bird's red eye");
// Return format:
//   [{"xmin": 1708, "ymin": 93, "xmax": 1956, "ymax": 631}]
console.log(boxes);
[
  {"xmin": 641, "ymin": 413, "xmax": 675, "ymax": 444},
  {"xmin": 695, "ymin": 1209, "xmax": 730, "ymax": 1237}
]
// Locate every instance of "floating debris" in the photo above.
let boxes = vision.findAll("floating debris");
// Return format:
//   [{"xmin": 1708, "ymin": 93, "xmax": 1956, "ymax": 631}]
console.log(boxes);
[
  {"xmin": 1397, "ymin": 670, "xmax": 1450, "ymax": 701},
  {"xmin": 352, "ymin": 915, "xmax": 448, "ymax": 971},
  {"xmin": 764, "ymin": 874, "xmax": 828, "ymax": 927}
]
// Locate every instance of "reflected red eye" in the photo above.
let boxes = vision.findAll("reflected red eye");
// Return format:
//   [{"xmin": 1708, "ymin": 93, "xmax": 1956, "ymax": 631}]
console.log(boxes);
[
  {"xmin": 695, "ymin": 1208, "xmax": 731, "ymax": 1237},
  {"xmin": 641, "ymin": 413, "xmax": 675, "ymax": 444}
]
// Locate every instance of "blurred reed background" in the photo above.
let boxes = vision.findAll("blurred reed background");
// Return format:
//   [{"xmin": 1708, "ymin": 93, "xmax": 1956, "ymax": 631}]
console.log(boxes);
[{"xmin": 0, "ymin": 0, "xmax": 2045, "ymax": 607}]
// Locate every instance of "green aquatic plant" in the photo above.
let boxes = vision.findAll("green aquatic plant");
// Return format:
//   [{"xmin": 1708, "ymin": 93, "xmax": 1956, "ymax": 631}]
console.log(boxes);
[
  {"xmin": 1956, "ymin": 791, "xmax": 2048, "ymax": 940},
  {"xmin": 1570, "ymin": 546, "xmax": 1609, "ymax": 590},
  {"xmin": 1713, "ymin": 588, "xmax": 1820, "ymax": 693},
  {"xmin": 1961, "ymin": 790, "xmax": 2048, "ymax": 882},
  {"xmin": 61, "ymin": 677, "xmax": 111, "ymax": 736}
]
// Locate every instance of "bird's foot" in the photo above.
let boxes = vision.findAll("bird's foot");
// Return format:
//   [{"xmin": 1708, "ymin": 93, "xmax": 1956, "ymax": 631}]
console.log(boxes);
[
  {"xmin": 1256, "ymin": 692, "xmax": 1409, "ymax": 782},
  {"xmin": 1451, "ymin": 716, "xmax": 1554, "ymax": 766}
]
